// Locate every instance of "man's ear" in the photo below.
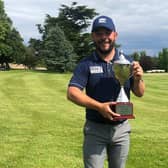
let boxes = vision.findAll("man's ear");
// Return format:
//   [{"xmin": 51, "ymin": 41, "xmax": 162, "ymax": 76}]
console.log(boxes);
[{"xmin": 114, "ymin": 32, "xmax": 118, "ymax": 40}]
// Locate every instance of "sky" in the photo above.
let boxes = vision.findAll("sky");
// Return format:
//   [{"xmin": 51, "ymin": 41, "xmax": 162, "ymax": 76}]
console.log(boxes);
[{"xmin": 3, "ymin": 0, "xmax": 168, "ymax": 56}]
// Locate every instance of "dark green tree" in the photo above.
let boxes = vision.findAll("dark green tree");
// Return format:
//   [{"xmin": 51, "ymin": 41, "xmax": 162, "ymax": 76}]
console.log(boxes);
[
  {"xmin": 151, "ymin": 56, "xmax": 159, "ymax": 69},
  {"xmin": 139, "ymin": 55, "xmax": 153, "ymax": 71},
  {"xmin": 0, "ymin": 0, "xmax": 12, "ymax": 69},
  {"xmin": 28, "ymin": 38, "xmax": 45, "ymax": 66},
  {"xmin": 0, "ymin": 0, "xmax": 25, "ymax": 69},
  {"xmin": 139, "ymin": 51, "xmax": 147, "ymax": 57},
  {"xmin": 28, "ymin": 38, "xmax": 43, "ymax": 54},
  {"xmin": 37, "ymin": 2, "xmax": 98, "ymax": 63},
  {"xmin": 23, "ymin": 47, "xmax": 39, "ymax": 69},
  {"xmin": 43, "ymin": 24, "xmax": 76, "ymax": 72},
  {"xmin": 158, "ymin": 48, "xmax": 168, "ymax": 72},
  {"xmin": 131, "ymin": 52, "xmax": 140, "ymax": 61},
  {"xmin": 6, "ymin": 28, "xmax": 25, "ymax": 64}
]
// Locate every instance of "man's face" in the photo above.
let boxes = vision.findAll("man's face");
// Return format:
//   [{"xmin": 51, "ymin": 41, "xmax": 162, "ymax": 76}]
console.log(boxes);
[{"xmin": 92, "ymin": 28, "xmax": 117, "ymax": 55}]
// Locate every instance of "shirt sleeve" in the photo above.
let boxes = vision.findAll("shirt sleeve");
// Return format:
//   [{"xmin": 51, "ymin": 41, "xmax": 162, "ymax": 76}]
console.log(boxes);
[{"xmin": 68, "ymin": 61, "xmax": 89, "ymax": 90}]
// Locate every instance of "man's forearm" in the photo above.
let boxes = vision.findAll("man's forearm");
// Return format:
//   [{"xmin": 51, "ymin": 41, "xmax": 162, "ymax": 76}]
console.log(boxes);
[
  {"xmin": 67, "ymin": 86, "xmax": 102, "ymax": 111},
  {"xmin": 132, "ymin": 79, "xmax": 145, "ymax": 97}
]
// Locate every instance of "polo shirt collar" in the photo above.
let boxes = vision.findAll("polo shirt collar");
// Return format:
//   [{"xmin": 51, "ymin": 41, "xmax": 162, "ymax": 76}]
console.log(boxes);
[{"xmin": 93, "ymin": 48, "xmax": 120, "ymax": 63}]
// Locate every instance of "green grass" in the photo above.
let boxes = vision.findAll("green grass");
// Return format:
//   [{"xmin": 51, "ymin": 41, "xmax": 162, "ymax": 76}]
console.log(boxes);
[
  {"xmin": 129, "ymin": 73, "xmax": 168, "ymax": 168},
  {"xmin": 0, "ymin": 70, "xmax": 167, "ymax": 168}
]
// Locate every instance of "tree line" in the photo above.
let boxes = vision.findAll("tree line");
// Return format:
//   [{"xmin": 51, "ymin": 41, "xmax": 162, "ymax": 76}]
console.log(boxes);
[{"xmin": 0, "ymin": 1, "xmax": 168, "ymax": 72}]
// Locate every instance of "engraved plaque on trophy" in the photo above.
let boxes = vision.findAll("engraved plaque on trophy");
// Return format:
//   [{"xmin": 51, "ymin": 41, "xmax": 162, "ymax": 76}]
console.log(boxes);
[{"xmin": 113, "ymin": 50, "xmax": 135, "ymax": 120}]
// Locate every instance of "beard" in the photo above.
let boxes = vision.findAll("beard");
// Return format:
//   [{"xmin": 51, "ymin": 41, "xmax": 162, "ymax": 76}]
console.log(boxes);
[{"xmin": 94, "ymin": 39, "xmax": 115, "ymax": 56}]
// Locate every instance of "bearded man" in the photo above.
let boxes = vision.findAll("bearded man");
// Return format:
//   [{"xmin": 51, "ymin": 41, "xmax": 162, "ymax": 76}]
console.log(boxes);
[{"xmin": 67, "ymin": 15, "xmax": 145, "ymax": 168}]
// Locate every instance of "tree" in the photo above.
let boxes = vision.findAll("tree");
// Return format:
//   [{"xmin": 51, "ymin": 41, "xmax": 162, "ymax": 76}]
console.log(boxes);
[
  {"xmin": 6, "ymin": 28, "xmax": 25, "ymax": 64},
  {"xmin": 37, "ymin": 2, "xmax": 98, "ymax": 63},
  {"xmin": 57, "ymin": 1, "xmax": 98, "ymax": 59},
  {"xmin": 23, "ymin": 47, "xmax": 39, "ymax": 69},
  {"xmin": 0, "ymin": 0, "xmax": 12, "ymax": 69},
  {"xmin": 0, "ymin": 0, "xmax": 25, "ymax": 69},
  {"xmin": 28, "ymin": 38, "xmax": 45, "ymax": 66},
  {"xmin": 131, "ymin": 52, "xmax": 140, "ymax": 61},
  {"xmin": 139, "ymin": 55, "xmax": 153, "ymax": 71},
  {"xmin": 28, "ymin": 38, "xmax": 43, "ymax": 54},
  {"xmin": 151, "ymin": 56, "xmax": 159, "ymax": 69},
  {"xmin": 43, "ymin": 24, "xmax": 76, "ymax": 72},
  {"xmin": 158, "ymin": 48, "xmax": 168, "ymax": 72}
]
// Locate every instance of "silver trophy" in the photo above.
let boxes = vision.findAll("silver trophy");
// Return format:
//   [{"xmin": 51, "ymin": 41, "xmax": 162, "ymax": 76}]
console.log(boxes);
[{"xmin": 113, "ymin": 50, "xmax": 135, "ymax": 119}]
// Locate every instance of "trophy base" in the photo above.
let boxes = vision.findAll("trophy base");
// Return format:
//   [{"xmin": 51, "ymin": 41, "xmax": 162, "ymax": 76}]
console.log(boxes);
[
  {"xmin": 113, "ymin": 115, "xmax": 135, "ymax": 121},
  {"xmin": 111, "ymin": 102, "xmax": 135, "ymax": 120}
]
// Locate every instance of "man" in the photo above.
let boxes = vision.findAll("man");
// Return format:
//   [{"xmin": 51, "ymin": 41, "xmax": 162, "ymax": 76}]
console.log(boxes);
[{"xmin": 67, "ymin": 15, "xmax": 145, "ymax": 168}]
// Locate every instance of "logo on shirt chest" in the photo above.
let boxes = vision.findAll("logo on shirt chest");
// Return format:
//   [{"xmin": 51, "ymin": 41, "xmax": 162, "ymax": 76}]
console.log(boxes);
[{"xmin": 89, "ymin": 66, "xmax": 103, "ymax": 74}]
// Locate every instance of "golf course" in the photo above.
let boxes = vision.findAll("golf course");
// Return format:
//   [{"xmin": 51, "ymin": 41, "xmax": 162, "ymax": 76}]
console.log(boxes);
[{"xmin": 0, "ymin": 70, "xmax": 167, "ymax": 168}]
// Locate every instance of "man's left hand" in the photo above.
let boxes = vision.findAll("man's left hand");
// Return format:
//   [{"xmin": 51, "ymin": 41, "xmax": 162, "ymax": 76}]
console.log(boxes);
[{"xmin": 132, "ymin": 61, "xmax": 143, "ymax": 81}]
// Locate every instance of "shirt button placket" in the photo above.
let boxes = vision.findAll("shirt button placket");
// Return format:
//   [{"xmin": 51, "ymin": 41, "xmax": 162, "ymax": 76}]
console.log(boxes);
[{"xmin": 107, "ymin": 62, "xmax": 112, "ymax": 77}]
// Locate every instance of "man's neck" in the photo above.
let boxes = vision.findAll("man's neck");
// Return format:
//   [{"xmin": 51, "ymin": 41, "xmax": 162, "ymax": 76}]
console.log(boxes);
[{"xmin": 98, "ymin": 48, "xmax": 116, "ymax": 63}]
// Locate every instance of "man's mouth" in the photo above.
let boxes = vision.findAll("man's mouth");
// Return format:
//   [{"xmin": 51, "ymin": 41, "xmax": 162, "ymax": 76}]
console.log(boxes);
[{"xmin": 98, "ymin": 40, "xmax": 111, "ymax": 45}]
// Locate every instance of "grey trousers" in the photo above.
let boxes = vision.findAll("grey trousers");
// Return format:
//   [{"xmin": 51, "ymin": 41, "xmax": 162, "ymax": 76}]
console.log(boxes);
[{"xmin": 83, "ymin": 120, "xmax": 131, "ymax": 168}]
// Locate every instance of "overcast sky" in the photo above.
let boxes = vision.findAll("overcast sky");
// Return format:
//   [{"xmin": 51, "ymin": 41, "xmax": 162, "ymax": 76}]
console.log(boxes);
[{"xmin": 4, "ymin": 0, "xmax": 168, "ymax": 56}]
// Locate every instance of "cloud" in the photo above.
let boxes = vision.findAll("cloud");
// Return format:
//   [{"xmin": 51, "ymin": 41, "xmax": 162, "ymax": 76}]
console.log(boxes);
[{"xmin": 4, "ymin": 0, "xmax": 168, "ymax": 55}]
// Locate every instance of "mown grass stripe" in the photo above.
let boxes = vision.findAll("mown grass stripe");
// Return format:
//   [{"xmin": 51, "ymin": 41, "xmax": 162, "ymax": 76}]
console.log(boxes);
[{"xmin": 0, "ymin": 71, "xmax": 167, "ymax": 168}]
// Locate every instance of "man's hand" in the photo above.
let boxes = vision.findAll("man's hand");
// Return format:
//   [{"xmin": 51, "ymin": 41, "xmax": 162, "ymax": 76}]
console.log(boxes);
[
  {"xmin": 131, "ymin": 61, "xmax": 145, "ymax": 97},
  {"xmin": 98, "ymin": 102, "xmax": 120, "ymax": 120},
  {"xmin": 132, "ymin": 61, "xmax": 143, "ymax": 81}
]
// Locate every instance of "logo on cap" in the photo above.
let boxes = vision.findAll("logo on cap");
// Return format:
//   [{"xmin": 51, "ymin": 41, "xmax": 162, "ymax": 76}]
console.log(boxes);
[{"xmin": 98, "ymin": 18, "xmax": 107, "ymax": 24}]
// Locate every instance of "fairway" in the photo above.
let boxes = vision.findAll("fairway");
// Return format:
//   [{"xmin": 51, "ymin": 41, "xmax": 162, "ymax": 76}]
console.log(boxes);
[{"xmin": 0, "ymin": 70, "xmax": 168, "ymax": 168}]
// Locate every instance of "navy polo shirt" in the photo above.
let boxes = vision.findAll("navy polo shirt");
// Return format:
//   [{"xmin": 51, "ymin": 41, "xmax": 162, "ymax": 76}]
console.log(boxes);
[{"xmin": 69, "ymin": 49, "xmax": 134, "ymax": 123}]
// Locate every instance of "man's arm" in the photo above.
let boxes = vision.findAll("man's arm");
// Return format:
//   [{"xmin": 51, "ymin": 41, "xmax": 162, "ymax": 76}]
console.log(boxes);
[
  {"xmin": 131, "ymin": 61, "xmax": 145, "ymax": 97},
  {"xmin": 67, "ymin": 86, "xmax": 120, "ymax": 120}
]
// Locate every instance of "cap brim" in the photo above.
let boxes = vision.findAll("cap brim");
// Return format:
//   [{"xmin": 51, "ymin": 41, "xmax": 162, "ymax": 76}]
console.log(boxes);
[{"xmin": 92, "ymin": 26, "xmax": 113, "ymax": 32}]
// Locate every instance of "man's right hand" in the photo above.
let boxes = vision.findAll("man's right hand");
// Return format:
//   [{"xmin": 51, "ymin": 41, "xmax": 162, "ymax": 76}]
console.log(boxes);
[{"xmin": 98, "ymin": 102, "xmax": 121, "ymax": 120}]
